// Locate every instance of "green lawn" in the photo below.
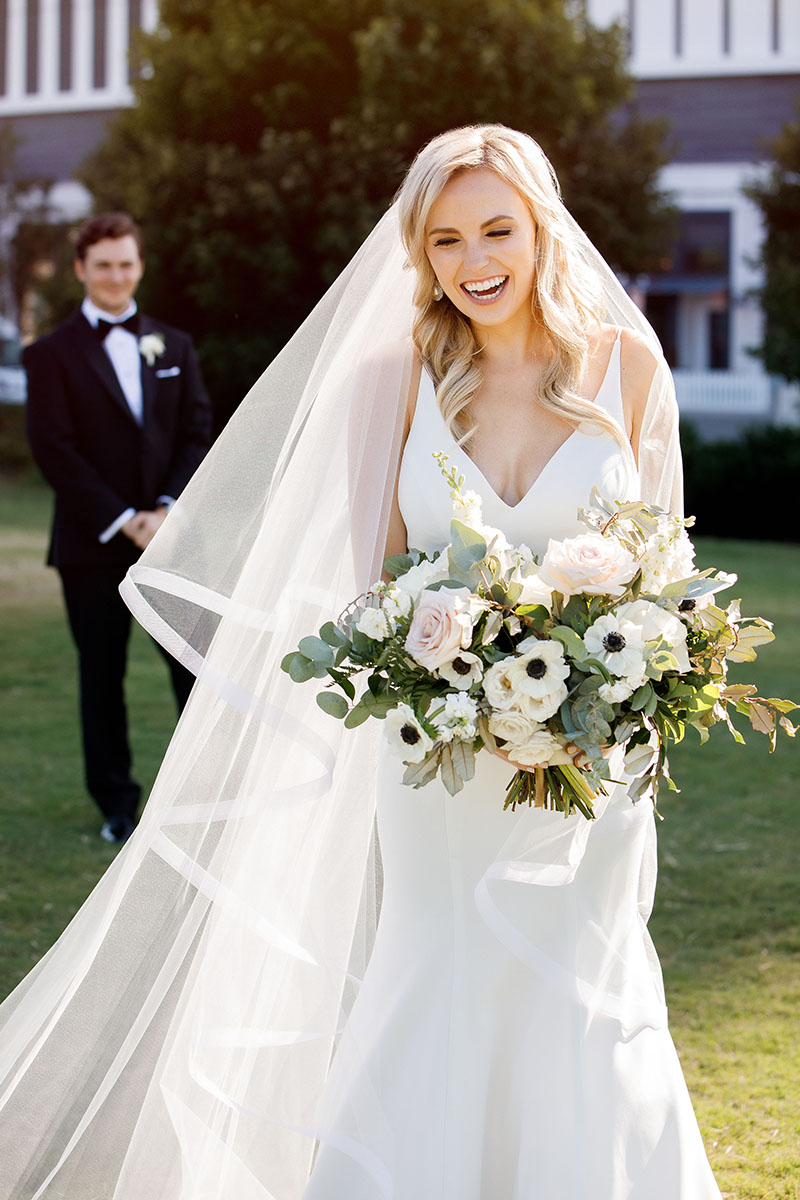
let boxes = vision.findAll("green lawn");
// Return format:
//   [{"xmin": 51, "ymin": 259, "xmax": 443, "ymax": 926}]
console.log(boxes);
[{"xmin": 1, "ymin": 475, "xmax": 798, "ymax": 1198}]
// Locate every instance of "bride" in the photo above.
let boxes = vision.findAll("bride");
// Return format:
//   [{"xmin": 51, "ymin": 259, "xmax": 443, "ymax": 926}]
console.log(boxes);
[{"xmin": 0, "ymin": 126, "xmax": 721, "ymax": 1198}]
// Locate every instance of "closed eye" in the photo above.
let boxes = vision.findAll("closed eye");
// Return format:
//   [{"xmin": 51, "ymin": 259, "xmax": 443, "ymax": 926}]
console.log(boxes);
[
  {"xmin": 433, "ymin": 236, "xmax": 459, "ymax": 247},
  {"xmin": 486, "ymin": 228, "xmax": 512, "ymax": 237}
]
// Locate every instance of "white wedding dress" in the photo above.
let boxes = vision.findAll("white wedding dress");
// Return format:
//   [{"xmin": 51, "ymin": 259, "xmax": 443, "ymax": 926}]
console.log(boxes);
[{"xmin": 304, "ymin": 337, "xmax": 722, "ymax": 1198}]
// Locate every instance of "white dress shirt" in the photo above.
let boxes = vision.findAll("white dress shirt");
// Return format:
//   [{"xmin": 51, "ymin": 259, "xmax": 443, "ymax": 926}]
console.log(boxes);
[{"xmin": 80, "ymin": 298, "xmax": 174, "ymax": 544}]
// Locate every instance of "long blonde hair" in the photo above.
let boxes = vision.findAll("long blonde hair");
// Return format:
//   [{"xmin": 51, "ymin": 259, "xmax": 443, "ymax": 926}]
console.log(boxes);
[{"xmin": 396, "ymin": 125, "xmax": 621, "ymax": 447}]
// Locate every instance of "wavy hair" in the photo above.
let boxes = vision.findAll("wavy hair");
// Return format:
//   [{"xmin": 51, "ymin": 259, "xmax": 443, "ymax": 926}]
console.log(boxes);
[{"xmin": 396, "ymin": 125, "xmax": 622, "ymax": 447}]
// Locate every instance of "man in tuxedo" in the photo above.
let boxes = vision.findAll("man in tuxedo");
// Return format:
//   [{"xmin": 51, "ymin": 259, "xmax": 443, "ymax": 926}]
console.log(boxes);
[{"xmin": 24, "ymin": 212, "xmax": 212, "ymax": 844}]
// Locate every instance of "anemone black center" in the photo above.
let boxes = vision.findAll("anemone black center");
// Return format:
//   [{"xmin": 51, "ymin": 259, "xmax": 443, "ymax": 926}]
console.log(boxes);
[
  {"xmin": 401, "ymin": 724, "xmax": 420, "ymax": 745},
  {"xmin": 453, "ymin": 657, "xmax": 472, "ymax": 676},
  {"xmin": 603, "ymin": 632, "xmax": 626, "ymax": 652},
  {"xmin": 526, "ymin": 658, "xmax": 547, "ymax": 679},
  {"xmin": 678, "ymin": 598, "xmax": 696, "ymax": 613}
]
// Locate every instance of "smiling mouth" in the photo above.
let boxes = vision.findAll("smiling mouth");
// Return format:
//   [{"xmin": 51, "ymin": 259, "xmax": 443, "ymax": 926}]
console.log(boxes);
[{"xmin": 461, "ymin": 276, "xmax": 509, "ymax": 303}]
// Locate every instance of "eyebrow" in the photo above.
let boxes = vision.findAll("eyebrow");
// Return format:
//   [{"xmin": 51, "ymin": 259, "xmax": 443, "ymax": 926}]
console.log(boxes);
[{"xmin": 427, "ymin": 214, "xmax": 517, "ymax": 236}]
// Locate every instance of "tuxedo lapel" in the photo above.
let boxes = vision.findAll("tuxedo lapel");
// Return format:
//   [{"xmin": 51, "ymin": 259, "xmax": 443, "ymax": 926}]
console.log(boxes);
[
  {"xmin": 138, "ymin": 315, "xmax": 158, "ymax": 430},
  {"xmin": 70, "ymin": 312, "xmax": 140, "ymax": 427}
]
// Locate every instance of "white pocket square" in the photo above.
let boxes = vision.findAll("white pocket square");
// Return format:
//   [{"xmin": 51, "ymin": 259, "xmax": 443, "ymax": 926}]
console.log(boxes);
[{"xmin": 155, "ymin": 366, "xmax": 181, "ymax": 378}]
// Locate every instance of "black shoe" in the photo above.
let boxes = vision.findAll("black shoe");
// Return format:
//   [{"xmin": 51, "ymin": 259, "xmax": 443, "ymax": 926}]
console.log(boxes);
[{"xmin": 100, "ymin": 816, "xmax": 136, "ymax": 844}]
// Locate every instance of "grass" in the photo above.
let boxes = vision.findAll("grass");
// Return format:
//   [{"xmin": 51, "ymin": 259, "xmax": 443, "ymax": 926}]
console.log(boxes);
[{"xmin": 1, "ymin": 475, "xmax": 799, "ymax": 1197}]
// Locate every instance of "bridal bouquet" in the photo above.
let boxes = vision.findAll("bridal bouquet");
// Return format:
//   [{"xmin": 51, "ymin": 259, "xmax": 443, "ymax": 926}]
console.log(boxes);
[{"xmin": 282, "ymin": 455, "xmax": 797, "ymax": 818}]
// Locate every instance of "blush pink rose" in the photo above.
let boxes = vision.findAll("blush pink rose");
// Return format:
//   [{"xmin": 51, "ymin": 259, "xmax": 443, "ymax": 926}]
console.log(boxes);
[
  {"xmin": 404, "ymin": 588, "xmax": 473, "ymax": 671},
  {"xmin": 538, "ymin": 533, "xmax": 637, "ymax": 598}
]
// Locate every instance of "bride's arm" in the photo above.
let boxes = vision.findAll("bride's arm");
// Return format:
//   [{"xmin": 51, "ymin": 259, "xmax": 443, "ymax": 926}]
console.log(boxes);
[{"xmin": 619, "ymin": 327, "xmax": 659, "ymax": 464}]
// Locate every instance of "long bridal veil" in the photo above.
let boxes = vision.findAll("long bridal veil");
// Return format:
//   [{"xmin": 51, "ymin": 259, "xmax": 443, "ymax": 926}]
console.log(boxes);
[{"xmin": 0, "ymin": 193, "xmax": 682, "ymax": 1197}]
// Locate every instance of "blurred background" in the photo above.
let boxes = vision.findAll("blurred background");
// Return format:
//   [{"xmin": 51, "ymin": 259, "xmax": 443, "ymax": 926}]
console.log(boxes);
[{"xmin": 0, "ymin": 1, "xmax": 799, "ymax": 519}]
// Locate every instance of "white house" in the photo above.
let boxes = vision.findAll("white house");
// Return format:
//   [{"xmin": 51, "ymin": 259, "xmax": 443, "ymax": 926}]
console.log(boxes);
[{"xmin": 2, "ymin": 0, "xmax": 799, "ymax": 429}]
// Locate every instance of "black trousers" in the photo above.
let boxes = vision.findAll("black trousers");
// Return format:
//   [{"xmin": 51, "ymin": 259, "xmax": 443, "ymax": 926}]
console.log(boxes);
[{"xmin": 59, "ymin": 565, "xmax": 194, "ymax": 823}]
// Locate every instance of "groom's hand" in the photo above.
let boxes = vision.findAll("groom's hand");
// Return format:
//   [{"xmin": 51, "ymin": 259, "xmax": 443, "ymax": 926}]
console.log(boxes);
[{"xmin": 122, "ymin": 507, "xmax": 168, "ymax": 550}]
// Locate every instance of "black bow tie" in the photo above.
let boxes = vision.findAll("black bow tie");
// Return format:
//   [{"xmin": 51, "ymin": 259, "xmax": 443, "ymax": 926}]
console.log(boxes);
[{"xmin": 95, "ymin": 313, "xmax": 140, "ymax": 339}]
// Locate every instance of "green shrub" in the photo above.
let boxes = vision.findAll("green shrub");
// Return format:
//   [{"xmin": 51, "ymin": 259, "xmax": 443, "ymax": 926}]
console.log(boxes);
[{"xmin": 681, "ymin": 421, "xmax": 800, "ymax": 542}]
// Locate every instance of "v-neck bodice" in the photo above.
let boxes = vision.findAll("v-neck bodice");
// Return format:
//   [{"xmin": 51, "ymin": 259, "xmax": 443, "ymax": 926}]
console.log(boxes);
[{"xmin": 397, "ymin": 333, "xmax": 639, "ymax": 558}]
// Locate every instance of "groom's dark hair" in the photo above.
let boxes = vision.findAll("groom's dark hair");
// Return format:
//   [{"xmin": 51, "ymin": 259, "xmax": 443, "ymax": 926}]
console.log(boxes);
[{"xmin": 75, "ymin": 212, "xmax": 144, "ymax": 261}]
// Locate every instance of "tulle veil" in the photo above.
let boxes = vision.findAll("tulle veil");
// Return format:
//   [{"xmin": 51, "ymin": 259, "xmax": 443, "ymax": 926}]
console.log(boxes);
[{"xmin": 0, "ymin": 191, "xmax": 682, "ymax": 1197}]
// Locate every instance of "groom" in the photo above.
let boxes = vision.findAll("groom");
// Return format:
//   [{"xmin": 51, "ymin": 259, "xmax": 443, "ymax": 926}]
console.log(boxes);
[{"xmin": 24, "ymin": 212, "xmax": 212, "ymax": 843}]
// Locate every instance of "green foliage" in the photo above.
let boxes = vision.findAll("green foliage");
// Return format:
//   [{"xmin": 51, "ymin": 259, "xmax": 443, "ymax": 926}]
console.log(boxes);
[
  {"xmin": 81, "ymin": 0, "xmax": 674, "ymax": 422},
  {"xmin": 745, "ymin": 101, "xmax": 800, "ymax": 382}
]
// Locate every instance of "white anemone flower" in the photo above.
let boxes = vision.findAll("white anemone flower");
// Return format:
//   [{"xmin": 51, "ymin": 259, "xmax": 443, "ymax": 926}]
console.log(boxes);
[
  {"xmin": 584, "ymin": 613, "xmax": 647, "ymax": 677},
  {"xmin": 438, "ymin": 650, "xmax": 483, "ymax": 690},
  {"xmin": 384, "ymin": 703, "xmax": 434, "ymax": 763},
  {"xmin": 614, "ymin": 598, "xmax": 691, "ymax": 672},
  {"xmin": 431, "ymin": 693, "xmax": 480, "ymax": 743},
  {"xmin": 507, "ymin": 638, "xmax": 570, "ymax": 700}
]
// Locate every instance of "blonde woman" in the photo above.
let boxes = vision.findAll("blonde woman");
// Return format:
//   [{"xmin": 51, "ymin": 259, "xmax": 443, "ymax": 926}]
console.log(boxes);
[{"xmin": 0, "ymin": 128, "xmax": 720, "ymax": 1199}]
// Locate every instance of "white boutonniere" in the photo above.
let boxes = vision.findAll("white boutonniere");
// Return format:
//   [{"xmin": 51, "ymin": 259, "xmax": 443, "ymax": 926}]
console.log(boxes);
[{"xmin": 139, "ymin": 333, "xmax": 166, "ymax": 367}]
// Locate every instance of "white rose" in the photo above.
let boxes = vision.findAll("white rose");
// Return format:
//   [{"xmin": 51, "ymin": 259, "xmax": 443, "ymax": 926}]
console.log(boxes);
[
  {"xmin": 515, "ymin": 682, "xmax": 568, "ymax": 723},
  {"xmin": 438, "ymin": 650, "xmax": 483, "ymax": 690},
  {"xmin": 538, "ymin": 532, "xmax": 638, "ymax": 598},
  {"xmin": 356, "ymin": 607, "xmax": 390, "ymax": 641},
  {"xmin": 508, "ymin": 725, "xmax": 573, "ymax": 768},
  {"xmin": 483, "ymin": 659, "xmax": 518, "ymax": 711},
  {"xmin": 404, "ymin": 587, "xmax": 473, "ymax": 671},
  {"xmin": 614, "ymin": 598, "xmax": 691, "ymax": 672},
  {"xmin": 487, "ymin": 706, "xmax": 538, "ymax": 746},
  {"xmin": 384, "ymin": 703, "xmax": 434, "ymax": 763}
]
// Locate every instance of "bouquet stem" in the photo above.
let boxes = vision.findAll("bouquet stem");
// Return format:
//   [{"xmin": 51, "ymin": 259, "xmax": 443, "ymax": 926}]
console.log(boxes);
[{"xmin": 504, "ymin": 764, "xmax": 598, "ymax": 820}]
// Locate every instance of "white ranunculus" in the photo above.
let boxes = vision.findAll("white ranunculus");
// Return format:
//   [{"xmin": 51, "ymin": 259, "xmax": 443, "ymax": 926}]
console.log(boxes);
[
  {"xmin": 509, "ymin": 725, "xmax": 573, "ymax": 768},
  {"xmin": 614, "ymin": 598, "xmax": 691, "ymax": 672},
  {"xmin": 538, "ymin": 532, "xmax": 638, "ymax": 598},
  {"xmin": 356, "ymin": 607, "xmax": 391, "ymax": 641},
  {"xmin": 438, "ymin": 650, "xmax": 483, "ymax": 690},
  {"xmin": 394, "ymin": 553, "xmax": 449, "ymax": 602},
  {"xmin": 404, "ymin": 587, "xmax": 473, "ymax": 671},
  {"xmin": 506, "ymin": 638, "xmax": 570, "ymax": 700},
  {"xmin": 384, "ymin": 703, "xmax": 434, "ymax": 763},
  {"xmin": 584, "ymin": 613, "xmax": 646, "ymax": 678},
  {"xmin": 431, "ymin": 692, "xmax": 480, "ymax": 743}
]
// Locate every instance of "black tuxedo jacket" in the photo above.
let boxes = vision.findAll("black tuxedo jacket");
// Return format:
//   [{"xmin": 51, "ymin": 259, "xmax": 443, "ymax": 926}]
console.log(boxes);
[{"xmin": 24, "ymin": 310, "xmax": 212, "ymax": 568}]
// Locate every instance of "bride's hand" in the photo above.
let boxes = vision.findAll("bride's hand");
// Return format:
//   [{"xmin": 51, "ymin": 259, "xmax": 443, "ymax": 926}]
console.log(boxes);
[{"xmin": 490, "ymin": 741, "xmax": 594, "ymax": 771}]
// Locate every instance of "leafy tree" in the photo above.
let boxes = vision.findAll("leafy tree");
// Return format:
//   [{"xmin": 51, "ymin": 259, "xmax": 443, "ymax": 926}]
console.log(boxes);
[
  {"xmin": 82, "ymin": 0, "xmax": 674, "ymax": 424},
  {"xmin": 746, "ymin": 102, "xmax": 800, "ymax": 383}
]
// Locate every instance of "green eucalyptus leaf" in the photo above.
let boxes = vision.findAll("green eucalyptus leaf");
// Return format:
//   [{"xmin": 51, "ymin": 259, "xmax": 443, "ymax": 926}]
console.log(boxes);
[
  {"xmin": 344, "ymin": 702, "xmax": 371, "ymax": 729},
  {"xmin": 450, "ymin": 519, "xmax": 488, "ymax": 570},
  {"xmin": 316, "ymin": 692, "xmax": 349, "ymax": 719},
  {"xmin": 383, "ymin": 553, "xmax": 414, "ymax": 578},
  {"xmin": 288, "ymin": 655, "xmax": 316, "ymax": 684},
  {"xmin": 319, "ymin": 621, "xmax": 349, "ymax": 648},
  {"xmin": 298, "ymin": 636, "xmax": 335, "ymax": 664}
]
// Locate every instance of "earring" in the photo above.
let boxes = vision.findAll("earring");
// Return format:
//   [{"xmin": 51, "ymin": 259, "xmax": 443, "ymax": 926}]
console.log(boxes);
[{"xmin": 433, "ymin": 282, "xmax": 443, "ymax": 301}]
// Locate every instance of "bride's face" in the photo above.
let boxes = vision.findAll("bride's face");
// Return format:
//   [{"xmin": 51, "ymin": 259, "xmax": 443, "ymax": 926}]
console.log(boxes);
[{"xmin": 424, "ymin": 167, "xmax": 537, "ymax": 331}]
